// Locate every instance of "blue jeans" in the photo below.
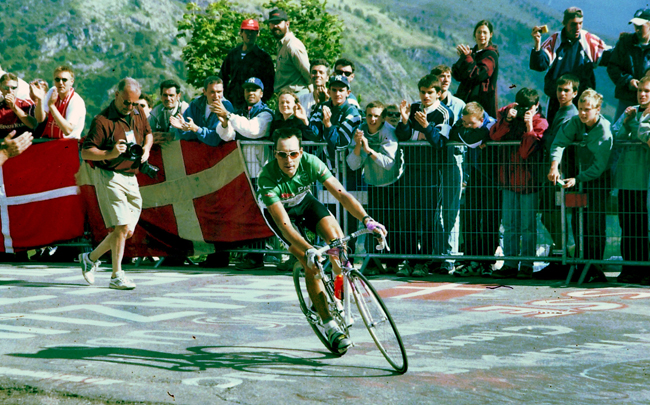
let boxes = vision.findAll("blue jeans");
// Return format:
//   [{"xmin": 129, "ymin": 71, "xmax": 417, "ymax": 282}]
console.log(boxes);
[
  {"xmin": 434, "ymin": 147, "xmax": 463, "ymax": 269},
  {"xmin": 502, "ymin": 190, "xmax": 538, "ymax": 269}
]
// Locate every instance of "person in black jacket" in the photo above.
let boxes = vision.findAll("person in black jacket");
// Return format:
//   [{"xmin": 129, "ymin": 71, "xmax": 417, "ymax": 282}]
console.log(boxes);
[
  {"xmin": 220, "ymin": 19, "xmax": 275, "ymax": 111},
  {"xmin": 607, "ymin": 8, "xmax": 650, "ymax": 121}
]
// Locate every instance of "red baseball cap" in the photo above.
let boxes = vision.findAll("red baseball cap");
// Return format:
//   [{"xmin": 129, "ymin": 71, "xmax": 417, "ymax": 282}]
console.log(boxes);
[{"xmin": 241, "ymin": 19, "xmax": 259, "ymax": 31}]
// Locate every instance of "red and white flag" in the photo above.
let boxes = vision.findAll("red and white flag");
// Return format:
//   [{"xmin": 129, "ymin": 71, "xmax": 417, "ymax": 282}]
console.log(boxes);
[
  {"xmin": 0, "ymin": 139, "xmax": 85, "ymax": 252},
  {"xmin": 78, "ymin": 140, "xmax": 273, "ymax": 257}
]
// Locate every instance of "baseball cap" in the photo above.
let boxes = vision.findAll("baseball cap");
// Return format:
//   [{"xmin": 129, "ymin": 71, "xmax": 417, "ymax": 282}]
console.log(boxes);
[
  {"xmin": 327, "ymin": 75, "xmax": 350, "ymax": 89},
  {"xmin": 267, "ymin": 9, "xmax": 288, "ymax": 24},
  {"xmin": 630, "ymin": 8, "xmax": 650, "ymax": 25},
  {"xmin": 241, "ymin": 19, "xmax": 259, "ymax": 31},
  {"xmin": 242, "ymin": 77, "xmax": 264, "ymax": 91}
]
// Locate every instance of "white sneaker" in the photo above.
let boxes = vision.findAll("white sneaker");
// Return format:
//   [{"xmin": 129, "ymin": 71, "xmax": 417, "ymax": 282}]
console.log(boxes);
[
  {"xmin": 79, "ymin": 253, "xmax": 100, "ymax": 285},
  {"xmin": 326, "ymin": 325, "xmax": 352, "ymax": 354},
  {"xmin": 109, "ymin": 271, "xmax": 136, "ymax": 290}
]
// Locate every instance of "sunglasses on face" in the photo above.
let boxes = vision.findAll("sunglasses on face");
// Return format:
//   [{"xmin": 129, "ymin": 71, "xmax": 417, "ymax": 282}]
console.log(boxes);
[
  {"xmin": 2, "ymin": 86, "xmax": 18, "ymax": 91},
  {"xmin": 137, "ymin": 103, "xmax": 148, "ymax": 108},
  {"xmin": 54, "ymin": 77, "xmax": 69, "ymax": 83},
  {"xmin": 386, "ymin": 112, "xmax": 400, "ymax": 118},
  {"xmin": 335, "ymin": 70, "xmax": 353, "ymax": 77},
  {"xmin": 275, "ymin": 150, "xmax": 300, "ymax": 159}
]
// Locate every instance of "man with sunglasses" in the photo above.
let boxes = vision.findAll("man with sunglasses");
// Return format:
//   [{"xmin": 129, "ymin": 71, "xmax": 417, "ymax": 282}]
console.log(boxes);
[
  {"xmin": 32, "ymin": 65, "xmax": 86, "ymax": 139},
  {"xmin": 220, "ymin": 18, "xmax": 275, "ymax": 111},
  {"xmin": 258, "ymin": 127, "xmax": 387, "ymax": 353},
  {"xmin": 333, "ymin": 58, "xmax": 360, "ymax": 109},
  {"xmin": 79, "ymin": 78, "xmax": 153, "ymax": 290},
  {"xmin": 0, "ymin": 73, "xmax": 37, "ymax": 139}
]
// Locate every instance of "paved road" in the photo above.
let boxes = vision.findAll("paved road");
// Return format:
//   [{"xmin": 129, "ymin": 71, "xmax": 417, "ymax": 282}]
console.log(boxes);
[{"xmin": 0, "ymin": 262, "xmax": 649, "ymax": 404}]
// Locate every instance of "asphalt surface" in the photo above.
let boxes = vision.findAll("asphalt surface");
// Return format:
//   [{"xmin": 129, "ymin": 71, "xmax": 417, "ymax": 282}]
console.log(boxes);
[{"xmin": 0, "ymin": 261, "xmax": 649, "ymax": 404}]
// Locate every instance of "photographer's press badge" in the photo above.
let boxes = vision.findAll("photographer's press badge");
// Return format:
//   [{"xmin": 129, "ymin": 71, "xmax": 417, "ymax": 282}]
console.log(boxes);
[{"xmin": 125, "ymin": 130, "xmax": 135, "ymax": 143}]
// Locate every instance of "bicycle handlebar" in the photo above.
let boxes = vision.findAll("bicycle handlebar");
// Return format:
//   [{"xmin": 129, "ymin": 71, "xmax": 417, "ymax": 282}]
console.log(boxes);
[{"xmin": 311, "ymin": 228, "xmax": 390, "ymax": 261}]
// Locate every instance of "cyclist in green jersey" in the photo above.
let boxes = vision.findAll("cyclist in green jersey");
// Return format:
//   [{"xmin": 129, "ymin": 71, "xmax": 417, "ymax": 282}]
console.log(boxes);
[{"xmin": 257, "ymin": 127, "xmax": 387, "ymax": 353}]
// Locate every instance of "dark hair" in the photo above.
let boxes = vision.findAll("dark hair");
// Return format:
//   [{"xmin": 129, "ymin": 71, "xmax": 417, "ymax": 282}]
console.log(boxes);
[
  {"xmin": 515, "ymin": 88, "xmax": 540, "ymax": 109},
  {"xmin": 139, "ymin": 93, "xmax": 153, "ymax": 108},
  {"xmin": 365, "ymin": 101, "xmax": 386, "ymax": 118},
  {"xmin": 334, "ymin": 58, "xmax": 355, "ymax": 72},
  {"xmin": 159, "ymin": 79, "xmax": 181, "ymax": 95},
  {"xmin": 204, "ymin": 76, "xmax": 223, "ymax": 90},
  {"xmin": 473, "ymin": 20, "xmax": 494, "ymax": 45},
  {"xmin": 556, "ymin": 74, "xmax": 580, "ymax": 93},
  {"xmin": 0, "ymin": 73, "xmax": 18, "ymax": 83},
  {"xmin": 430, "ymin": 64, "xmax": 451, "ymax": 76},
  {"xmin": 310, "ymin": 58, "xmax": 330, "ymax": 70},
  {"xmin": 273, "ymin": 127, "xmax": 302, "ymax": 148},
  {"xmin": 563, "ymin": 7, "xmax": 583, "ymax": 25},
  {"xmin": 417, "ymin": 74, "xmax": 442, "ymax": 93}
]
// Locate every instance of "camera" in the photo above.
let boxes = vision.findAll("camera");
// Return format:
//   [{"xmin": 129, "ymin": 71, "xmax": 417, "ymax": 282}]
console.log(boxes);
[
  {"xmin": 121, "ymin": 142, "xmax": 144, "ymax": 161},
  {"xmin": 139, "ymin": 161, "xmax": 159, "ymax": 179}
]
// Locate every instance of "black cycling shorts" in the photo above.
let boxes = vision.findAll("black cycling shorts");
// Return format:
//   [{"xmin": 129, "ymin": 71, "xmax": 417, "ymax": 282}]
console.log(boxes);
[{"xmin": 264, "ymin": 193, "xmax": 333, "ymax": 245}]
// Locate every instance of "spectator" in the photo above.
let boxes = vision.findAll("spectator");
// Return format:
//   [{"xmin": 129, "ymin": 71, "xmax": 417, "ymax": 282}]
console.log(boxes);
[
  {"xmin": 79, "ymin": 77, "xmax": 154, "ymax": 290},
  {"xmin": 549, "ymin": 89, "xmax": 612, "ymax": 280},
  {"xmin": 267, "ymin": 9, "xmax": 310, "ymax": 94},
  {"xmin": 32, "ymin": 66, "xmax": 86, "ymax": 139},
  {"xmin": 0, "ymin": 73, "xmax": 37, "ymax": 138},
  {"xmin": 347, "ymin": 101, "xmax": 401, "ymax": 274},
  {"xmin": 451, "ymin": 102, "xmax": 498, "ymax": 278},
  {"xmin": 612, "ymin": 76, "xmax": 650, "ymax": 284},
  {"xmin": 137, "ymin": 93, "xmax": 153, "ymax": 118},
  {"xmin": 309, "ymin": 75, "xmax": 361, "ymax": 166},
  {"xmin": 384, "ymin": 104, "xmax": 400, "ymax": 128},
  {"xmin": 452, "ymin": 20, "xmax": 499, "ymax": 118},
  {"xmin": 530, "ymin": 7, "xmax": 609, "ymax": 124},
  {"xmin": 607, "ymin": 8, "xmax": 650, "ymax": 120},
  {"xmin": 298, "ymin": 59, "xmax": 330, "ymax": 119},
  {"xmin": 149, "ymin": 80, "xmax": 189, "ymax": 137},
  {"xmin": 169, "ymin": 76, "xmax": 234, "ymax": 146},
  {"xmin": 395, "ymin": 74, "xmax": 455, "ymax": 277},
  {"xmin": 490, "ymin": 88, "xmax": 548, "ymax": 279},
  {"xmin": 333, "ymin": 58, "xmax": 360, "ymax": 109},
  {"xmin": 432, "ymin": 64, "xmax": 466, "ymax": 121},
  {"xmin": 216, "ymin": 77, "xmax": 274, "ymax": 271},
  {"xmin": 539, "ymin": 74, "xmax": 580, "ymax": 267},
  {"xmin": 636, "ymin": 86, "xmax": 650, "ymax": 284},
  {"xmin": 0, "ymin": 130, "xmax": 33, "ymax": 166},
  {"xmin": 270, "ymin": 90, "xmax": 311, "ymax": 140},
  {"xmin": 0, "ymin": 65, "xmax": 30, "ymax": 101},
  {"xmin": 28, "ymin": 79, "xmax": 48, "ymax": 138},
  {"xmin": 220, "ymin": 18, "xmax": 275, "ymax": 111}
]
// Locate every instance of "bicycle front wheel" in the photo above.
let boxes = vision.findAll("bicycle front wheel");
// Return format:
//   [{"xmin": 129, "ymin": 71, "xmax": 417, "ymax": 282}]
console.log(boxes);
[{"xmin": 348, "ymin": 269, "xmax": 408, "ymax": 373}]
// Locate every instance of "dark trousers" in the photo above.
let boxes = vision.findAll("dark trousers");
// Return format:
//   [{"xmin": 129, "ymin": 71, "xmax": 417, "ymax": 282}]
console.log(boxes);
[
  {"xmin": 571, "ymin": 175, "xmax": 610, "ymax": 261},
  {"xmin": 618, "ymin": 189, "xmax": 649, "ymax": 275}
]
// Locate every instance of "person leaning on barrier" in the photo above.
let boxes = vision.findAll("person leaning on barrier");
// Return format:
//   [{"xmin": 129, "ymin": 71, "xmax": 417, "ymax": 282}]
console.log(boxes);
[
  {"xmin": 452, "ymin": 20, "xmax": 499, "ymax": 118},
  {"xmin": 149, "ymin": 79, "xmax": 188, "ymax": 136},
  {"xmin": 168, "ymin": 76, "xmax": 235, "ymax": 146},
  {"xmin": 220, "ymin": 18, "xmax": 275, "ymax": 111},
  {"xmin": 298, "ymin": 59, "xmax": 330, "ymax": 119},
  {"xmin": 530, "ymin": 7, "xmax": 609, "ymax": 125},
  {"xmin": 450, "ymin": 102, "xmax": 498, "ymax": 278},
  {"xmin": 267, "ymin": 9, "xmax": 310, "ymax": 94},
  {"xmin": 32, "ymin": 65, "xmax": 86, "ymax": 139},
  {"xmin": 384, "ymin": 104, "xmax": 400, "ymax": 128},
  {"xmin": 490, "ymin": 88, "xmax": 548, "ymax": 280},
  {"xmin": 548, "ymin": 89, "xmax": 612, "ymax": 279},
  {"xmin": 607, "ymin": 8, "xmax": 650, "ymax": 121},
  {"xmin": 346, "ymin": 101, "xmax": 402, "ymax": 274},
  {"xmin": 395, "ymin": 74, "xmax": 455, "ymax": 277},
  {"xmin": 333, "ymin": 58, "xmax": 360, "ymax": 109},
  {"xmin": 216, "ymin": 76, "xmax": 273, "ymax": 271},
  {"xmin": 271, "ymin": 90, "xmax": 312, "ymax": 141},
  {"xmin": 613, "ymin": 76, "xmax": 650, "ymax": 285},
  {"xmin": 79, "ymin": 77, "xmax": 154, "ymax": 290},
  {"xmin": 0, "ymin": 73, "xmax": 37, "ymax": 138}
]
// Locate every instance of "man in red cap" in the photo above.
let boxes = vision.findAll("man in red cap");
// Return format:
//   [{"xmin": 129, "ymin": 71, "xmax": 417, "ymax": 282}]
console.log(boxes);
[{"xmin": 220, "ymin": 18, "xmax": 275, "ymax": 111}]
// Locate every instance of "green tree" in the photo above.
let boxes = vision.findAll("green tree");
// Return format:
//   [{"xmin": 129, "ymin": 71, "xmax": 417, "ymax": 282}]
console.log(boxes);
[{"xmin": 177, "ymin": 0, "xmax": 343, "ymax": 89}]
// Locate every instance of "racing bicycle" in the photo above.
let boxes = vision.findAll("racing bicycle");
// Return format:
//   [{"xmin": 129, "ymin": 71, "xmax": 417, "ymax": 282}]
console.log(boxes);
[{"xmin": 293, "ymin": 228, "xmax": 408, "ymax": 374}]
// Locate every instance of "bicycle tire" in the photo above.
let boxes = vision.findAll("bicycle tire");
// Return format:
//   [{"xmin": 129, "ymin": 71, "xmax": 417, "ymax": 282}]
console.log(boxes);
[
  {"xmin": 348, "ymin": 269, "xmax": 408, "ymax": 373},
  {"xmin": 292, "ymin": 265, "xmax": 340, "ymax": 355}
]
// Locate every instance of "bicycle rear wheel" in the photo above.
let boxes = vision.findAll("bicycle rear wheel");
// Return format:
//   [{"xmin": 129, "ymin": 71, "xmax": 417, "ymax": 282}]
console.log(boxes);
[
  {"xmin": 292, "ymin": 265, "xmax": 340, "ymax": 355},
  {"xmin": 348, "ymin": 269, "xmax": 408, "ymax": 373}
]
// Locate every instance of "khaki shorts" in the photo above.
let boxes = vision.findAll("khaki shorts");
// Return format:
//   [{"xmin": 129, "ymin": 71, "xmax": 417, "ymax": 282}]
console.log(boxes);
[{"xmin": 96, "ymin": 169, "xmax": 142, "ymax": 231}]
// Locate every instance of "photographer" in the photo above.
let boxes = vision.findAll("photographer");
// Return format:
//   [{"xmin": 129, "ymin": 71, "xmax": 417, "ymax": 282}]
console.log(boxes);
[{"xmin": 79, "ymin": 78, "xmax": 154, "ymax": 290}]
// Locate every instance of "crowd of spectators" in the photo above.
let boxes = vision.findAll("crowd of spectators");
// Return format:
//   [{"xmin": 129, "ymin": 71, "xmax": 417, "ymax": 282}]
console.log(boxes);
[{"xmin": 2, "ymin": 6, "xmax": 650, "ymax": 285}]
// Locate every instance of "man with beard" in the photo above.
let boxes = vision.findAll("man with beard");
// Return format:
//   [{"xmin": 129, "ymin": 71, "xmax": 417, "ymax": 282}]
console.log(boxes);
[
  {"xmin": 267, "ymin": 9, "xmax": 310, "ymax": 94},
  {"xmin": 148, "ymin": 80, "xmax": 188, "ymax": 137}
]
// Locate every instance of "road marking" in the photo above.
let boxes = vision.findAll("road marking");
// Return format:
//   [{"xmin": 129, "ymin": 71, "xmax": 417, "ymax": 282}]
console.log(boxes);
[{"xmin": 34, "ymin": 305, "xmax": 204, "ymax": 323}]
